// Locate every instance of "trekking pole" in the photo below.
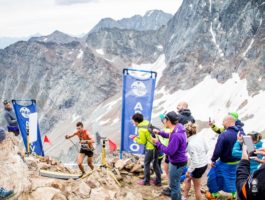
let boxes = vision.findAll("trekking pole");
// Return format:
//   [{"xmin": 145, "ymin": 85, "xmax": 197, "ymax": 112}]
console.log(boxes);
[{"xmin": 69, "ymin": 138, "xmax": 79, "ymax": 153}]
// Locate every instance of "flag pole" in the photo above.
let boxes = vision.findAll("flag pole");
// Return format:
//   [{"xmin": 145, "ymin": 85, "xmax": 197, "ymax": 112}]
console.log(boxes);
[{"xmin": 26, "ymin": 122, "xmax": 30, "ymax": 155}]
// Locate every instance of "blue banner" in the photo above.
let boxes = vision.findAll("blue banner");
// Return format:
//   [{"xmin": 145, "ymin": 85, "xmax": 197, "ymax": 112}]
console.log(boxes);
[
  {"xmin": 120, "ymin": 69, "xmax": 157, "ymax": 156},
  {"xmin": 12, "ymin": 99, "xmax": 44, "ymax": 156}
]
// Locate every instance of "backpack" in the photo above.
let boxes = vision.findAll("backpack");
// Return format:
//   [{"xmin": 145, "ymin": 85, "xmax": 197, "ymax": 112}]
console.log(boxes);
[{"xmin": 138, "ymin": 122, "xmax": 160, "ymax": 148}]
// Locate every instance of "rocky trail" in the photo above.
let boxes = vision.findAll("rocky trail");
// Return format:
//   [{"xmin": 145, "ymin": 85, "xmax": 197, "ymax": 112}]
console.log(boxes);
[{"xmin": 0, "ymin": 134, "xmax": 236, "ymax": 200}]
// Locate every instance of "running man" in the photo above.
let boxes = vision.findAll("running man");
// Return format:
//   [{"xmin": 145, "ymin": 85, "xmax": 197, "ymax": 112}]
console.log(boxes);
[{"xmin": 65, "ymin": 122, "xmax": 94, "ymax": 175}]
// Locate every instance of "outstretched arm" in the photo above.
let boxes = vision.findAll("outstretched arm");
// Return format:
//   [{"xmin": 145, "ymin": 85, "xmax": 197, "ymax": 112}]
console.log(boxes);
[{"xmin": 65, "ymin": 132, "xmax": 77, "ymax": 139}]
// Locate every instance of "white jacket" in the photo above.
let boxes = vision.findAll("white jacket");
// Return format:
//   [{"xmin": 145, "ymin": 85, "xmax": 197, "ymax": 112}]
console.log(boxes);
[{"xmin": 187, "ymin": 134, "xmax": 209, "ymax": 173}]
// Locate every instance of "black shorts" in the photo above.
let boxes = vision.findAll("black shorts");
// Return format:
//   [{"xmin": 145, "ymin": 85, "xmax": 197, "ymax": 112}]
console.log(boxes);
[
  {"xmin": 165, "ymin": 155, "xmax": 169, "ymax": 164},
  {"xmin": 80, "ymin": 148, "xmax": 94, "ymax": 157},
  {"xmin": 191, "ymin": 164, "xmax": 208, "ymax": 178}
]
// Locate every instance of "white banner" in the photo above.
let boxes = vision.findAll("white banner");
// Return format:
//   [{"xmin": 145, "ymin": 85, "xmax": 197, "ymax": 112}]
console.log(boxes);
[{"xmin": 29, "ymin": 112, "xmax": 38, "ymax": 143}]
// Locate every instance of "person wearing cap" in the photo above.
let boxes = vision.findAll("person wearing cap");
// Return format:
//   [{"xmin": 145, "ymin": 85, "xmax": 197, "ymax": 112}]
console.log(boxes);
[
  {"xmin": 206, "ymin": 116, "xmax": 240, "ymax": 200},
  {"xmin": 152, "ymin": 111, "xmax": 188, "ymax": 200},
  {"xmin": 236, "ymin": 146, "xmax": 265, "ymax": 200},
  {"xmin": 232, "ymin": 131, "xmax": 263, "ymax": 172},
  {"xmin": 2, "ymin": 100, "xmax": 19, "ymax": 136},
  {"xmin": 130, "ymin": 113, "xmax": 161, "ymax": 186},
  {"xmin": 209, "ymin": 112, "xmax": 245, "ymax": 135},
  {"xmin": 158, "ymin": 113, "xmax": 171, "ymax": 196},
  {"xmin": 176, "ymin": 101, "xmax": 195, "ymax": 125}
]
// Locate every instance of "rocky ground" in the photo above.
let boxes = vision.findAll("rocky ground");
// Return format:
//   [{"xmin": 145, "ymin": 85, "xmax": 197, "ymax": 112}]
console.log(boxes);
[{"xmin": 0, "ymin": 134, "xmax": 235, "ymax": 200}]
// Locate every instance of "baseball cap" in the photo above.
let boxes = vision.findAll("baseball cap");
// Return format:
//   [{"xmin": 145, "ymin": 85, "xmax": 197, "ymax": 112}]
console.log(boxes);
[{"xmin": 165, "ymin": 111, "xmax": 179, "ymax": 123}]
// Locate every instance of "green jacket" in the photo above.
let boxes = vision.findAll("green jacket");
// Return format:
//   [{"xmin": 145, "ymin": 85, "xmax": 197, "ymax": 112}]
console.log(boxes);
[
  {"xmin": 158, "ymin": 128, "xmax": 170, "ymax": 146},
  {"xmin": 211, "ymin": 124, "xmax": 225, "ymax": 134},
  {"xmin": 133, "ymin": 120, "xmax": 155, "ymax": 150}
]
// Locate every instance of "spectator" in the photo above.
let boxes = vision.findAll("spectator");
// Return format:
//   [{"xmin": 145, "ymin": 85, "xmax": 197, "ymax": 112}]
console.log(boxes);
[
  {"xmin": 3, "ymin": 100, "xmax": 19, "ymax": 136},
  {"xmin": 209, "ymin": 112, "xmax": 245, "ymax": 135},
  {"xmin": 152, "ymin": 111, "xmax": 188, "ymax": 200},
  {"xmin": 130, "ymin": 113, "xmax": 161, "ymax": 186},
  {"xmin": 232, "ymin": 131, "xmax": 263, "ymax": 172},
  {"xmin": 206, "ymin": 116, "xmax": 239, "ymax": 200},
  {"xmin": 176, "ymin": 101, "xmax": 195, "ymax": 125},
  {"xmin": 183, "ymin": 123, "xmax": 209, "ymax": 200},
  {"xmin": 236, "ymin": 146, "xmax": 265, "ymax": 200}
]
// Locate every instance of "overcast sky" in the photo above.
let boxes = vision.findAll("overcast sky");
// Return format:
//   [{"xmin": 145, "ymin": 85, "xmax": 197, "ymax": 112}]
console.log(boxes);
[{"xmin": 0, "ymin": 0, "xmax": 182, "ymax": 37}]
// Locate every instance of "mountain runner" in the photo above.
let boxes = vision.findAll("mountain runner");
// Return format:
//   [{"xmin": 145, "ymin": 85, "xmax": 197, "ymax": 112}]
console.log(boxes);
[{"xmin": 65, "ymin": 122, "xmax": 94, "ymax": 175}]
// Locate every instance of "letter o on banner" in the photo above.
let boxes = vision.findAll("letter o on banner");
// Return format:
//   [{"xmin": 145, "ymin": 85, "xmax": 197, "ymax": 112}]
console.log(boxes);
[{"xmin": 130, "ymin": 143, "xmax": 140, "ymax": 152}]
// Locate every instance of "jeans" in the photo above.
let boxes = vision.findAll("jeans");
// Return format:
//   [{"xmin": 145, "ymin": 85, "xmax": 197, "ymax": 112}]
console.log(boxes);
[
  {"xmin": 169, "ymin": 163, "xmax": 186, "ymax": 200},
  {"xmin": 144, "ymin": 149, "xmax": 161, "ymax": 184}
]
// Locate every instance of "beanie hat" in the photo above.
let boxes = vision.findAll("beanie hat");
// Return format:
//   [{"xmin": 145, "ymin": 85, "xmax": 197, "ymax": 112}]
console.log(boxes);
[
  {"xmin": 229, "ymin": 112, "xmax": 239, "ymax": 120},
  {"xmin": 3, "ymin": 100, "xmax": 10, "ymax": 105}
]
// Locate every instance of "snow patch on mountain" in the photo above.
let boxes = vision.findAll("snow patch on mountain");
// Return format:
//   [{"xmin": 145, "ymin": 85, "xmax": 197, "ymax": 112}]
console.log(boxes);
[
  {"xmin": 130, "ymin": 54, "xmax": 166, "ymax": 84},
  {"xmin": 242, "ymin": 39, "xmax": 254, "ymax": 58},
  {"xmin": 153, "ymin": 73, "xmax": 265, "ymax": 133},
  {"xmin": 77, "ymin": 49, "xmax": 83, "ymax": 59},
  {"xmin": 96, "ymin": 49, "xmax": 104, "ymax": 55}
]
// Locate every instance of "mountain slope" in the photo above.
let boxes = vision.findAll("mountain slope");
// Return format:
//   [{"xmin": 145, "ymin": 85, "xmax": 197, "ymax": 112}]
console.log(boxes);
[
  {"xmin": 29, "ymin": 30, "xmax": 79, "ymax": 44},
  {"xmin": 90, "ymin": 10, "xmax": 173, "ymax": 33},
  {"xmin": 0, "ymin": 40, "xmax": 121, "ymax": 133},
  {"xmin": 160, "ymin": 0, "xmax": 265, "ymax": 93}
]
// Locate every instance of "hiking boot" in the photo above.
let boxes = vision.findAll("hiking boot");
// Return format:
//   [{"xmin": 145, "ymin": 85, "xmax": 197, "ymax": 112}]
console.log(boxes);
[
  {"xmin": 137, "ymin": 180, "xmax": 150, "ymax": 186},
  {"xmin": 150, "ymin": 180, "xmax": 162, "ymax": 186},
  {"xmin": 0, "ymin": 187, "xmax": 14, "ymax": 199},
  {"xmin": 205, "ymin": 192, "xmax": 218, "ymax": 200},
  {"xmin": 162, "ymin": 187, "xmax": 171, "ymax": 196}
]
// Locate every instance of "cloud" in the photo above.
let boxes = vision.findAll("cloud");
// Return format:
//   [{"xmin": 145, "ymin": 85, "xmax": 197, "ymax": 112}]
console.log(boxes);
[{"xmin": 55, "ymin": 0, "xmax": 96, "ymax": 5}]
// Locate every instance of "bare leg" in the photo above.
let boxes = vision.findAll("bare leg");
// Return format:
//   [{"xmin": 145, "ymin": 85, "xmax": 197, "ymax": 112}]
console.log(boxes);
[
  {"xmin": 77, "ymin": 153, "xmax": 85, "ymax": 174},
  {"xmin": 87, "ymin": 156, "xmax": 94, "ymax": 170},
  {"xmin": 164, "ymin": 162, "xmax": 169, "ymax": 179},
  {"xmin": 183, "ymin": 177, "xmax": 192, "ymax": 199},
  {"xmin": 192, "ymin": 177, "xmax": 202, "ymax": 200}
]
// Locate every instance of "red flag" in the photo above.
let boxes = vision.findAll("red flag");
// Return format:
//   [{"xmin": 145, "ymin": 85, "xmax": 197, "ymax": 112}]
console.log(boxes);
[
  {"xmin": 108, "ymin": 139, "xmax": 117, "ymax": 153},
  {"xmin": 44, "ymin": 135, "xmax": 51, "ymax": 144}
]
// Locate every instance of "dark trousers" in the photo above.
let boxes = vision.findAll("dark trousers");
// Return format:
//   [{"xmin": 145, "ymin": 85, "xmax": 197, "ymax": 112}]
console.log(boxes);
[{"xmin": 144, "ymin": 149, "xmax": 161, "ymax": 184}]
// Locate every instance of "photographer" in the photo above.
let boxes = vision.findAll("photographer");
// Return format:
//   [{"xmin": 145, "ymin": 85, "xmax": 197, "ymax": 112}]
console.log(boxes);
[
  {"xmin": 130, "ymin": 113, "xmax": 161, "ymax": 186},
  {"xmin": 152, "ymin": 111, "xmax": 187, "ymax": 200},
  {"xmin": 236, "ymin": 147, "xmax": 265, "ymax": 200}
]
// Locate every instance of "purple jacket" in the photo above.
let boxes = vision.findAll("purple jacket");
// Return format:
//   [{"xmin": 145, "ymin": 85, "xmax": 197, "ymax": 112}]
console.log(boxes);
[{"xmin": 156, "ymin": 123, "xmax": 188, "ymax": 164}]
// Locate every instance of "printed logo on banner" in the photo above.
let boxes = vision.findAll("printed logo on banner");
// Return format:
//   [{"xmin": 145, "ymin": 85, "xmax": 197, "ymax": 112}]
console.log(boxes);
[
  {"xmin": 131, "ymin": 81, "xmax": 147, "ymax": 97},
  {"xmin": 20, "ymin": 107, "xmax": 31, "ymax": 118}
]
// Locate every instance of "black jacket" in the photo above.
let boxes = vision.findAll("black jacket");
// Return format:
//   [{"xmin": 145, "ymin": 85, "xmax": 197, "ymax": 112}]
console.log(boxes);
[
  {"xmin": 178, "ymin": 109, "xmax": 195, "ymax": 125},
  {"xmin": 236, "ymin": 159, "xmax": 265, "ymax": 200}
]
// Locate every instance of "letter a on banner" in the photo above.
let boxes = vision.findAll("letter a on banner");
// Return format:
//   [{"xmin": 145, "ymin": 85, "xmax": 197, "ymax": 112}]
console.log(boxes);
[
  {"xmin": 120, "ymin": 69, "xmax": 157, "ymax": 158},
  {"xmin": 12, "ymin": 99, "xmax": 44, "ymax": 156}
]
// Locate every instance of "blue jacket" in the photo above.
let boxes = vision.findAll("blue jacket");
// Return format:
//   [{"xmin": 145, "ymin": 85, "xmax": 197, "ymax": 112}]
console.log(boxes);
[
  {"xmin": 211, "ymin": 126, "xmax": 239, "ymax": 163},
  {"xmin": 235, "ymin": 119, "xmax": 245, "ymax": 135},
  {"xmin": 232, "ymin": 140, "xmax": 263, "ymax": 172}
]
